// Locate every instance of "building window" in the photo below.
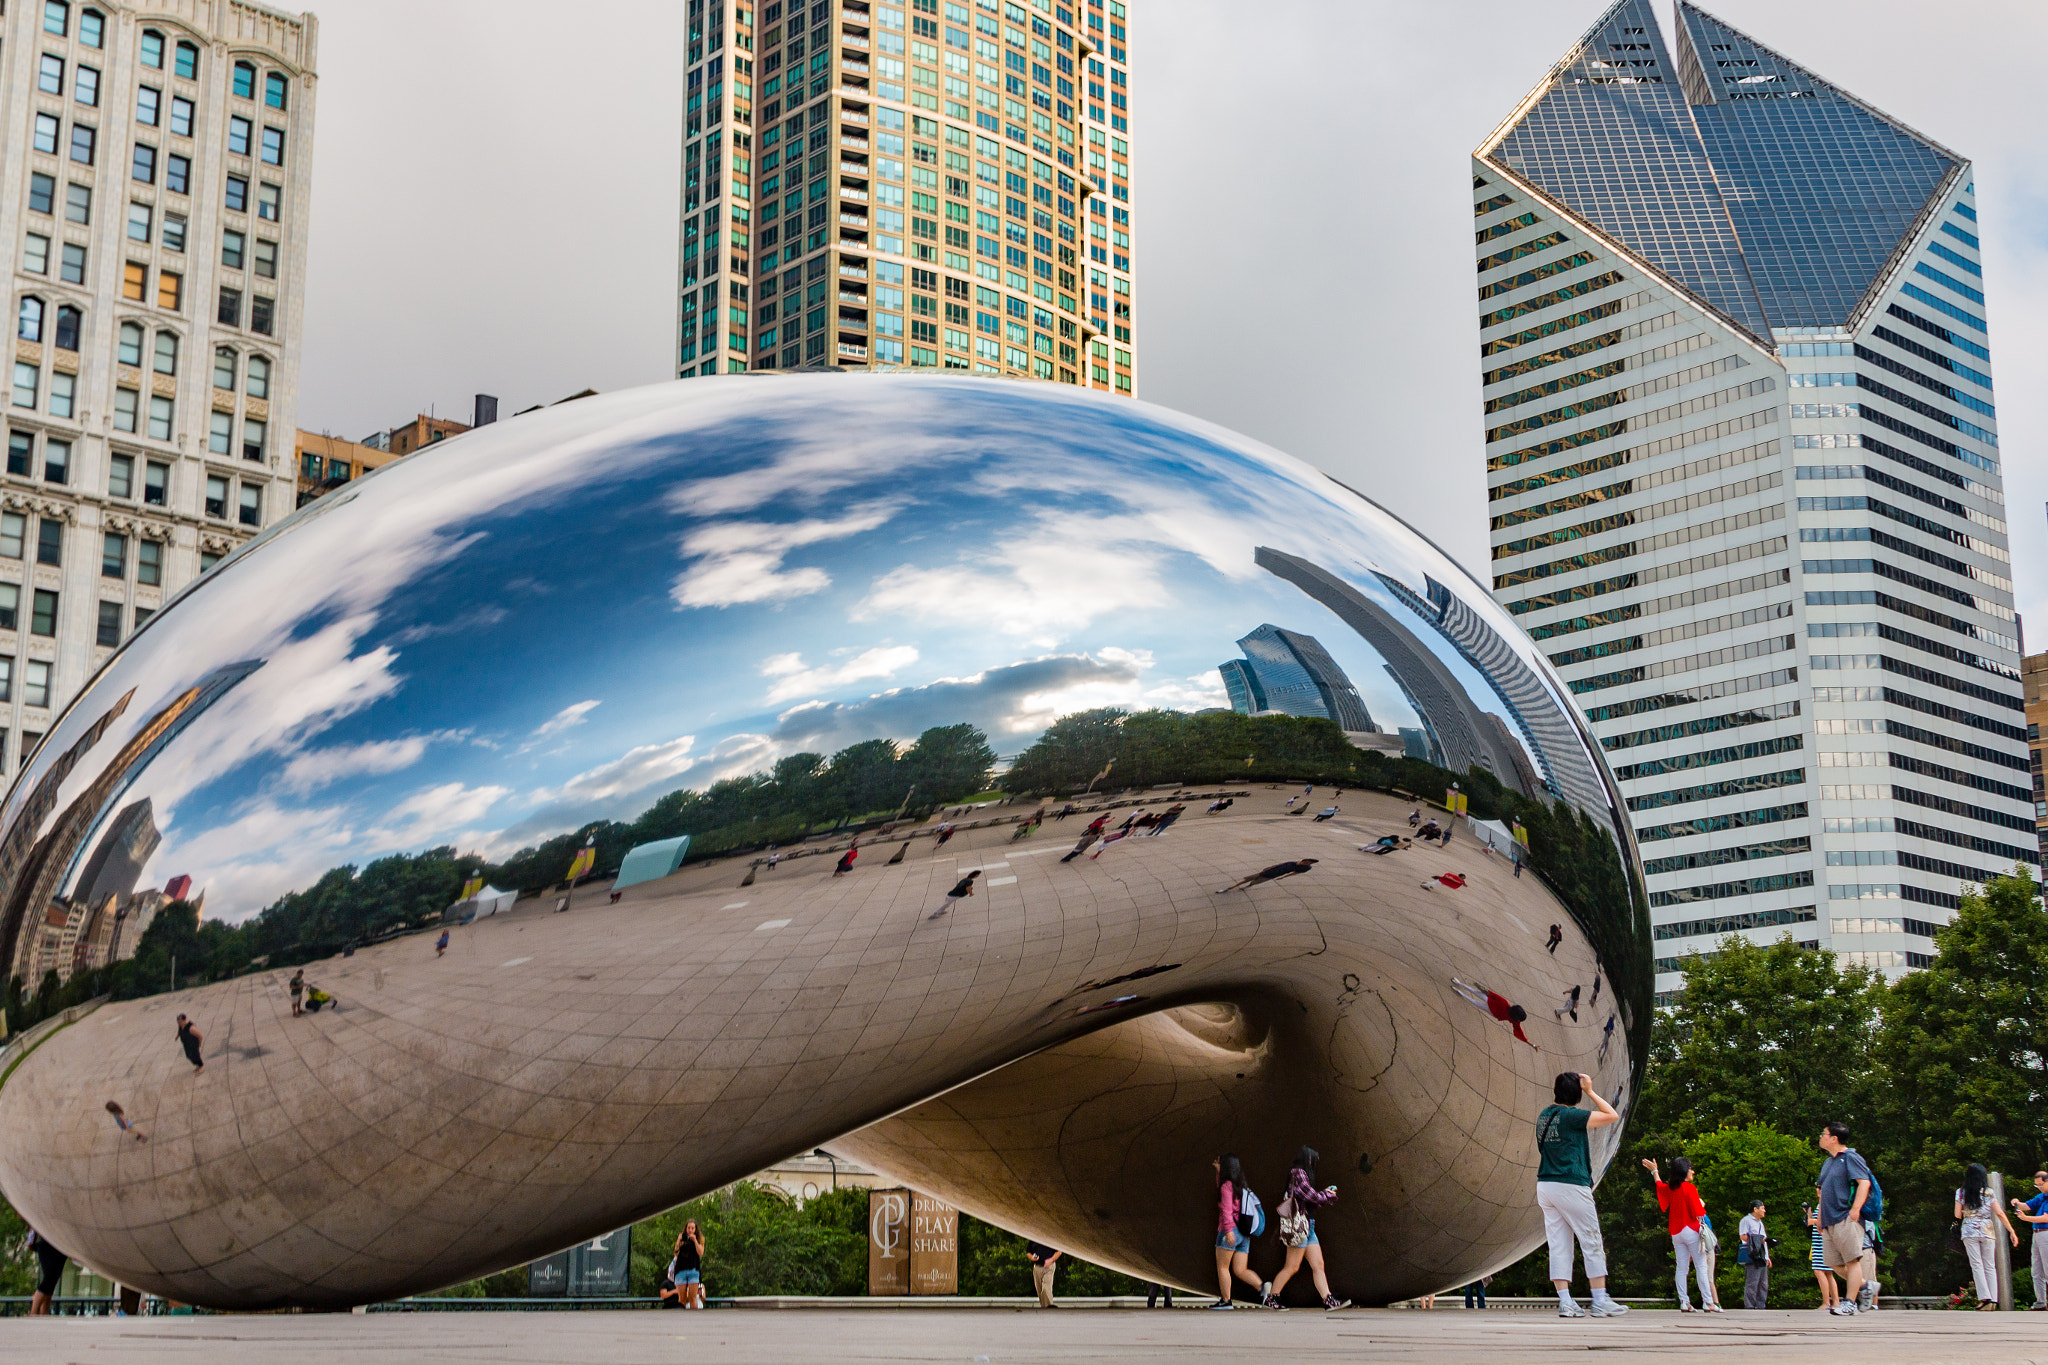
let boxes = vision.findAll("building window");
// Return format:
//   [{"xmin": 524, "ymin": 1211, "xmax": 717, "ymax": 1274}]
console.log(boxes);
[
  {"xmin": 228, "ymin": 116, "xmax": 251, "ymax": 156},
  {"xmin": 34, "ymin": 113, "xmax": 59, "ymax": 156},
  {"xmin": 208, "ymin": 410, "xmax": 231, "ymax": 455},
  {"xmin": 136, "ymin": 85, "xmax": 160, "ymax": 125},
  {"xmin": 257, "ymin": 182, "xmax": 281, "ymax": 221},
  {"xmin": 165, "ymin": 154, "xmax": 189, "ymax": 195},
  {"xmin": 5, "ymin": 434, "xmax": 28, "ymax": 477},
  {"xmin": 0, "ymin": 587, "xmax": 15, "ymax": 632},
  {"xmin": 265, "ymin": 72, "xmax": 288, "ymax": 109},
  {"xmin": 36, "ymin": 520, "xmax": 62, "ymax": 566},
  {"xmin": 224, "ymin": 175, "xmax": 247, "ymax": 212},
  {"xmin": 253, "ymin": 239, "xmax": 277, "ymax": 279},
  {"xmin": 17, "ymin": 299, "xmax": 43, "ymax": 344},
  {"xmin": 66, "ymin": 183, "xmax": 92, "ymax": 225},
  {"xmin": 27, "ymin": 175, "xmax": 55, "ymax": 218},
  {"xmin": 245, "ymin": 354, "xmax": 270, "ymax": 398},
  {"xmin": 42, "ymin": 439, "xmax": 69, "ymax": 486},
  {"xmin": 204, "ymin": 473, "xmax": 227, "ymax": 518},
  {"xmin": 53, "ymin": 306, "xmax": 79, "ymax": 352},
  {"xmin": 143, "ymin": 460, "xmax": 167, "ymax": 506},
  {"xmin": 136, "ymin": 537, "xmax": 162, "ymax": 583},
  {"xmin": 69, "ymin": 123, "xmax": 95, "ymax": 166},
  {"xmin": 117, "ymin": 321, "xmax": 143, "ymax": 366},
  {"xmin": 260, "ymin": 127, "xmax": 285, "ymax": 165},
  {"xmin": 47, "ymin": 374, "xmax": 73, "ymax": 420},
  {"xmin": 169, "ymin": 95, "xmax": 193, "ymax": 138},
  {"xmin": 29, "ymin": 591, "xmax": 58, "ymax": 639},
  {"xmin": 198, "ymin": 550, "xmax": 219, "ymax": 573},
  {"xmin": 127, "ymin": 201, "xmax": 152, "ymax": 242},
  {"xmin": 122, "ymin": 262, "xmax": 146, "ymax": 301},
  {"xmin": 108, "ymin": 453, "xmax": 132, "ymax": 498},
  {"xmin": 74, "ymin": 65, "xmax": 99, "ymax": 107},
  {"xmin": 156, "ymin": 271, "xmax": 181, "ymax": 311},
  {"xmin": 39, "ymin": 54, "xmax": 64, "ymax": 96},
  {"xmin": 133, "ymin": 605, "xmax": 152, "ymax": 629},
  {"xmin": 140, "ymin": 30, "xmax": 163, "ymax": 69},
  {"xmin": 44, "ymin": 1, "xmax": 68, "ymax": 35},
  {"xmin": 112, "ymin": 387, "xmax": 137, "ymax": 431},
  {"xmin": 12, "ymin": 363, "xmax": 38, "ymax": 409},
  {"xmin": 221, "ymin": 230, "xmax": 244, "ymax": 270},
  {"xmin": 238, "ymin": 483, "xmax": 262, "ymax": 527},
  {"xmin": 132, "ymin": 142, "xmax": 156, "ymax": 183},
  {"xmin": 22, "ymin": 236, "xmax": 49, "ymax": 276},
  {"xmin": 0, "ymin": 515, "xmax": 20, "ymax": 560},
  {"xmin": 214, "ymin": 347, "xmax": 236, "ymax": 390},
  {"xmin": 242, "ymin": 418, "xmax": 266, "ymax": 461},
  {"xmin": 147, "ymin": 395, "xmax": 173, "ymax": 440},
  {"xmin": 217, "ymin": 287, "xmax": 241, "ymax": 327},
  {"xmin": 96, "ymin": 599, "xmax": 122, "ymax": 647},
  {"xmin": 233, "ymin": 61, "xmax": 255, "ymax": 99},
  {"xmin": 301, "ymin": 452, "xmax": 323, "ymax": 480},
  {"xmin": 101, "ymin": 532, "xmax": 126, "ymax": 579},
  {"xmin": 153, "ymin": 330, "xmax": 177, "ymax": 375},
  {"xmin": 251, "ymin": 296, "xmax": 274, "ymax": 335},
  {"xmin": 79, "ymin": 7, "xmax": 102, "ymax": 47},
  {"xmin": 23, "ymin": 660, "xmax": 51, "ymax": 707},
  {"xmin": 161, "ymin": 214, "xmax": 186, "ymax": 253},
  {"xmin": 173, "ymin": 41, "xmax": 197, "ymax": 81}
]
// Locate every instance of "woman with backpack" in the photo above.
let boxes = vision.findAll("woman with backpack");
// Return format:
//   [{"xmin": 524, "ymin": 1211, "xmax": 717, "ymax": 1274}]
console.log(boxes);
[
  {"xmin": 1265, "ymin": 1145, "xmax": 1349, "ymax": 1311},
  {"xmin": 1956, "ymin": 1162, "xmax": 2020, "ymax": 1309},
  {"xmin": 1211, "ymin": 1154, "xmax": 1269, "ymax": 1309}
]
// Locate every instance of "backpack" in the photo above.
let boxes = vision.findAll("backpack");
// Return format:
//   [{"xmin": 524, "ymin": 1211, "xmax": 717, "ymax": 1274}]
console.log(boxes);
[
  {"xmin": 1860, "ymin": 1167, "xmax": 1884, "ymax": 1225},
  {"xmin": 1236, "ymin": 1185, "xmax": 1266, "ymax": 1238}
]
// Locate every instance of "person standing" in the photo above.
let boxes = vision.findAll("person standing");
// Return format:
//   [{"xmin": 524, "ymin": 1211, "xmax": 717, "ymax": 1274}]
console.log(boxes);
[
  {"xmin": 1738, "ymin": 1199, "xmax": 1771, "ymax": 1309},
  {"xmin": 673, "ymin": 1219, "xmax": 705, "ymax": 1308},
  {"xmin": 1642, "ymin": 1156, "xmax": 1713, "ymax": 1311},
  {"xmin": 174, "ymin": 1015, "xmax": 204, "ymax": 1073},
  {"xmin": 2009, "ymin": 1170, "xmax": 2048, "ymax": 1309},
  {"xmin": 1814, "ymin": 1123, "xmax": 1874, "ymax": 1315},
  {"xmin": 1210, "ymin": 1154, "xmax": 1267, "ymax": 1309},
  {"xmin": 1545, "ymin": 924, "xmax": 1562, "ymax": 954},
  {"xmin": 1149, "ymin": 803, "xmax": 1187, "ymax": 836},
  {"xmin": 24, "ymin": 1227, "xmax": 65, "ymax": 1315},
  {"xmin": 1536, "ymin": 1072, "xmax": 1628, "ymax": 1317},
  {"xmin": 1697, "ymin": 1212, "xmax": 1723, "ymax": 1311},
  {"xmin": 1059, "ymin": 829, "xmax": 1097, "ymax": 863},
  {"xmin": 1955, "ymin": 1162, "xmax": 2020, "ymax": 1310},
  {"xmin": 288, "ymin": 969, "xmax": 305, "ymax": 1017},
  {"xmin": 1553, "ymin": 985, "xmax": 1582, "ymax": 1022},
  {"xmin": 1265, "ymin": 1146, "xmax": 1348, "ymax": 1311},
  {"xmin": 1026, "ymin": 1240, "xmax": 1061, "ymax": 1308},
  {"xmin": 1463, "ymin": 1274, "xmax": 1491, "ymax": 1308},
  {"xmin": 435, "ymin": 929, "xmax": 450, "ymax": 958},
  {"xmin": 1805, "ymin": 1205, "xmax": 1837, "ymax": 1310},
  {"xmin": 930, "ymin": 870, "xmax": 979, "ymax": 920},
  {"xmin": 104, "ymin": 1101, "xmax": 146, "ymax": 1142}
]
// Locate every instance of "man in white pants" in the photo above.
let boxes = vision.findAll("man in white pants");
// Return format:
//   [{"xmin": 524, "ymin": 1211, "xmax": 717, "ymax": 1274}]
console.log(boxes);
[{"xmin": 1535, "ymin": 1072, "xmax": 1629, "ymax": 1318}]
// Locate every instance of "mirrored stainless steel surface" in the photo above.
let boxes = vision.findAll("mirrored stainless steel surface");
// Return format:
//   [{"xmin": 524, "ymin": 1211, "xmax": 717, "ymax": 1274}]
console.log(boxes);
[{"xmin": 0, "ymin": 376, "xmax": 1649, "ymax": 1307}]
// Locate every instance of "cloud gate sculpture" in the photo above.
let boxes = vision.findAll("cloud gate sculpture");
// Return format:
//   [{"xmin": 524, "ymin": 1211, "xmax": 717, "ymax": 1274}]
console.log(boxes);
[{"xmin": 0, "ymin": 377, "xmax": 1648, "ymax": 1308}]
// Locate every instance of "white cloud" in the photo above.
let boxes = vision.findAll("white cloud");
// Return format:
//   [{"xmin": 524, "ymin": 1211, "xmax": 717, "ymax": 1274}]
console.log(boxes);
[
  {"xmin": 760, "ymin": 645, "xmax": 920, "ymax": 703},
  {"xmin": 366, "ymin": 781, "xmax": 513, "ymax": 848},
  {"xmin": 275, "ymin": 737, "xmax": 429, "ymax": 794},
  {"xmin": 526, "ymin": 734, "xmax": 700, "ymax": 808},
  {"xmin": 531, "ymin": 699, "xmax": 601, "ymax": 739},
  {"xmin": 671, "ymin": 503, "xmax": 900, "ymax": 608}
]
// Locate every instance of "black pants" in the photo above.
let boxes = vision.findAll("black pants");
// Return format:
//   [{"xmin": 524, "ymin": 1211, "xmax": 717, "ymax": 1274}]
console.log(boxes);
[
  {"xmin": 1146, "ymin": 1281, "xmax": 1173, "ymax": 1307},
  {"xmin": 34, "ymin": 1242, "xmax": 66, "ymax": 1296}
]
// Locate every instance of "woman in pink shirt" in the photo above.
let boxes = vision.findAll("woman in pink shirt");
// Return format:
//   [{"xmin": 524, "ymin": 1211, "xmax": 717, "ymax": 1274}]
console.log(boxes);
[
  {"xmin": 1643, "ymin": 1156, "xmax": 1718, "ymax": 1311},
  {"xmin": 1210, "ymin": 1154, "xmax": 1268, "ymax": 1309}
]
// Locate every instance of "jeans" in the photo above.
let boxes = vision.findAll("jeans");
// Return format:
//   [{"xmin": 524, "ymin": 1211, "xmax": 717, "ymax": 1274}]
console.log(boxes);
[
  {"xmin": 1963, "ymin": 1235, "xmax": 1997, "ymax": 1303},
  {"xmin": 1463, "ymin": 1282, "xmax": 1486, "ymax": 1308},
  {"xmin": 1536, "ymin": 1181, "xmax": 1607, "ymax": 1282},
  {"xmin": 1743, "ymin": 1261, "xmax": 1769, "ymax": 1309},
  {"xmin": 1672, "ymin": 1227, "xmax": 1712, "ymax": 1307}
]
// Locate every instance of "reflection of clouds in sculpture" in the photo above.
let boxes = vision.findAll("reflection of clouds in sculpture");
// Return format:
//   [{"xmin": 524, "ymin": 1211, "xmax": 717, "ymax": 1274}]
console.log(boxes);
[
  {"xmin": 761, "ymin": 646, "xmax": 921, "ymax": 704},
  {"xmin": 275, "ymin": 737, "xmax": 431, "ymax": 795},
  {"xmin": 671, "ymin": 502, "xmax": 902, "ymax": 608}
]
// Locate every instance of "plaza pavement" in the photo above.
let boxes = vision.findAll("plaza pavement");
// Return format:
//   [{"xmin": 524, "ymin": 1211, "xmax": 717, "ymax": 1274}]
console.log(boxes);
[{"xmin": 0, "ymin": 1306, "xmax": 2041, "ymax": 1364}]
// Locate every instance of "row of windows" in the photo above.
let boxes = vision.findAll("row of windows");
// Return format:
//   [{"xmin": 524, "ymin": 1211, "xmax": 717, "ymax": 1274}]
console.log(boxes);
[
  {"xmin": 1637, "ymin": 801, "xmax": 1809, "ymax": 845},
  {"xmin": 1810, "ymin": 685, "xmax": 2025, "ymax": 744},
  {"xmin": 44, "ymin": 0, "xmax": 294, "ymax": 107},
  {"xmin": 1818, "ymin": 783, "xmax": 2034, "ymax": 836},
  {"xmin": 1643, "ymin": 835, "xmax": 1811, "ymax": 877},
  {"xmin": 1624, "ymin": 765, "xmax": 1805, "ymax": 813},
  {"xmin": 1648, "ymin": 870, "xmax": 1815, "ymax": 909},
  {"xmin": 1651, "ymin": 903, "xmax": 1815, "ymax": 942},
  {"xmin": 1821, "ymin": 814, "xmax": 2038, "ymax": 864},
  {"xmin": 1602, "ymin": 698, "xmax": 1801, "ymax": 753}
]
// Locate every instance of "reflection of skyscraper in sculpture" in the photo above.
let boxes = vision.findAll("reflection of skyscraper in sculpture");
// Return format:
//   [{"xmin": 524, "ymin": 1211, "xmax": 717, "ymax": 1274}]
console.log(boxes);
[
  {"xmin": 3, "ymin": 661, "xmax": 263, "ymax": 986},
  {"xmin": 1218, "ymin": 625, "xmax": 1376, "ymax": 732},
  {"xmin": 1375, "ymin": 572, "xmax": 1612, "ymax": 818},
  {"xmin": 73, "ymin": 800, "xmax": 160, "ymax": 916},
  {"xmin": 1255, "ymin": 548, "xmax": 1524, "ymax": 791}
]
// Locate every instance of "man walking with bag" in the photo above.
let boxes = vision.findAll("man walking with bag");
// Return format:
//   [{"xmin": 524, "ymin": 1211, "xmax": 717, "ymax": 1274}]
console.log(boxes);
[
  {"xmin": 1738, "ymin": 1199, "xmax": 1771, "ymax": 1308},
  {"xmin": 1815, "ymin": 1122, "xmax": 1875, "ymax": 1315}
]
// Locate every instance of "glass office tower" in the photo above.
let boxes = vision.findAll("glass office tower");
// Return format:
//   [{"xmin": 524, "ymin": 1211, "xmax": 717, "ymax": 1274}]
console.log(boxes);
[{"xmin": 1475, "ymin": 0, "xmax": 2033, "ymax": 999}]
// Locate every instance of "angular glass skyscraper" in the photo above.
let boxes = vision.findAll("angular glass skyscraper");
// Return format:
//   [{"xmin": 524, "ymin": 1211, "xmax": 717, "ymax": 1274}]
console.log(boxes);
[
  {"xmin": 1219, "ymin": 624, "xmax": 1375, "ymax": 733},
  {"xmin": 1475, "ymin": 1, "xmax": 2032, "ymax": 999}
]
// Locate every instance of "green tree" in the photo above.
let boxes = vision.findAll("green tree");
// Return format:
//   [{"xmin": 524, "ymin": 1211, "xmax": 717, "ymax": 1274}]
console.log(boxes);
[
  {"xmin": 1869, "ymin": 868, "xmax": 2048, "ymax": 1295},
  {"xmin": 897, "ymin": 725, "xmax": 997, "ymax": 806},
  {"xmin": 1686, "ymin": 1123, "xmax": 1827, "ymax": 1307}
]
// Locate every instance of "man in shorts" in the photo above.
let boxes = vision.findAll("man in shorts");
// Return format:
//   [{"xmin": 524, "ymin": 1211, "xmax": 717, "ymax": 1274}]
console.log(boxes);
[
  {"xmin": 1534, "ymin": 1072, "xmax": 1627, "ymax": 1317},
  {"xmin": 1814, "ymin": 1121, "xmax": 1873, "ymax": 1315}
]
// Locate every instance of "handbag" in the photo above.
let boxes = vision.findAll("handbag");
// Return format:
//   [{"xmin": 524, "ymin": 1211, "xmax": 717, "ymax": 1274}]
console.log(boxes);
[{"xmin": 1274, "ymin": 1195, "xmax": 1312, "ymax": 1248}]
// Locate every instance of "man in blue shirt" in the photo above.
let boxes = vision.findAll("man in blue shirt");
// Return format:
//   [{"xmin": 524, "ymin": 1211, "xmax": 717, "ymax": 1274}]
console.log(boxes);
[
  {"xmin": 1814, "ymin": 1122, "xmax": 1873, "ymax": 1316},
  {"xmin": 2009, "ymin": 1170, "xmax": 2048, "ymax": 1309}
]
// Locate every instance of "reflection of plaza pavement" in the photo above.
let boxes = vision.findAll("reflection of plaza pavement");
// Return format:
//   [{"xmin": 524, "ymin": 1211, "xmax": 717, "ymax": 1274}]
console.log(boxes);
[
  {"xmin": 0, "ymin": 1305, "xmax": 2012, "ymax": 1364},
  {"xmin": 0, "ymin": 788, "xmax": 1626, "ymax": 1308}
]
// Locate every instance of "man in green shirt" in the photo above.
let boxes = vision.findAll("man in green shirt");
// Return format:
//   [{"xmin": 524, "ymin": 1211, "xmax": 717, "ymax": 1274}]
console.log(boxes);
[{"xmin": 1535, "ymin": 1071, "xmax": 1626, "ymax": 1317}]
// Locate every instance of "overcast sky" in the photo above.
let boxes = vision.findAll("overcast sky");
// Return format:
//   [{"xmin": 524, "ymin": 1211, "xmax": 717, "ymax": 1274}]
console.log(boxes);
[{"xmin": 297, "ymin": 0, "xmax": 2048, "ymax": 631}]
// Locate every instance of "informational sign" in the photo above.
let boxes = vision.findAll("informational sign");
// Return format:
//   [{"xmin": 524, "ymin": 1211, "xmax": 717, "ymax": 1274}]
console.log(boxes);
[
  {"xmin": 868, "ymin": 1189, "xmax": 910, "ymax": 1295},
  {"xmin": 526, "ymin": 1227, "xmax": 632, "ymax": 1297},
  {"xmin": 908, "ymin": 1192, "xmax": 958, "ymax": 1295}
]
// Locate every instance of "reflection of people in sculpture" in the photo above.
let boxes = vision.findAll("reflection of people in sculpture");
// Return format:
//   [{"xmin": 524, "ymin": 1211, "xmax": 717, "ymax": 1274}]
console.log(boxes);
[
  {"xmin": 1451, "ymin": 979, "xmax": 1536, "ymax": 1049},
  {"xmin": 435, "ymin": 929, "xmax": 449, "ymax": 958},
  {"xmin": 1058, "ymin": 830, "xmax": 1096, "ymax": 863},
  {"xmin": 289, "ymin": 968, "xmax": 305, "ymax": 1016},
  {"xmin": 1422, "ymin": 872, "xmax": 1466, "ymax": 891},
  {"xmin": 1311, "ymin": 805, "xmax": 1339, "ymax": 822},
  {"xmin": 1211, "ymin": 1154, "xmax": 1266, "ymax": 1310},
  {"xmin": 1408, "ymin": 808, "xmax": 1422, "ymax": 829},
  {"xmin": 765, "ymin": 847, "xmax": 782, "ymax": 871},
  {"xmin": 175, "ymin": 1015, "xmax": 204, "ymax": 1073},
  {"xmin": 1553, "ymin": 984, "xmax": 1581, "ymax": 1023},
  {"xmin": 1216, "ymin": 859, "xmax": 1318, "ymax": 894},
  {"xmin": 833, "ymin": 843, "xmax": 858, "ymax": 877},
  {"xmin": 105, "ymin": 1100, "xmax": 145, "ymax": 1142},
  {"xmin": 1546, "ymin": 924, "xmax": 1563, "ymax": 955},
  {"xmin": 1148, "ymin": 803, "xmax": 1186, "ymax": 836},
  {"xmin": 930, "ymin": 871, "xmax": 978, "ymax": 920},
  {"xmin": 1206, "ymin": 797, "xmax": 1233, "ymax": 814},
  {"xmin": 1417, "ymin": 818, "xmax": 1442, "ymax": 841},
  {"xmin": 1361, "ymin": 835, "xmax": 1410, "ymax": 856},
  {"xmin": 933, "ymin": 823, "xmax": 955, "ymax": 850}
]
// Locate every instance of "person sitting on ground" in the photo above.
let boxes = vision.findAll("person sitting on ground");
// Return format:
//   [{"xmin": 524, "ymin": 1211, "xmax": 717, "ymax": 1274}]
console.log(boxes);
[
  {"xmin": 1422, "ymin": 871, "xmax": 1468, "ymax": 891},
  {"xmin": 1361, "ymin": 835, "xmax": 1411, "ymax": 855}
]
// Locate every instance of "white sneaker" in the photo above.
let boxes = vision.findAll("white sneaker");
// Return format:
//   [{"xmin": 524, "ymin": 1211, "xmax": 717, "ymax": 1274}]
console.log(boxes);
[
  {"xmin": 1558, "ymin": 1299, "xmax": 1586, "ymax": 1317},
  {"xmin": 1829, "ymin": 1302, "xmax": 1858, "ymax": 1315},
  {"xmin": 1589, "ymin": 1297, "xmax": 1629, "ymax": 1317}
]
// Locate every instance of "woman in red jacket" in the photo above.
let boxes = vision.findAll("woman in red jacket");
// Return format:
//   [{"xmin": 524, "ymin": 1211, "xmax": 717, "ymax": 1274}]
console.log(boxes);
[{"xmin": 1642, "ymin": 1156, "xmax": 1719, "ymax": 1312}]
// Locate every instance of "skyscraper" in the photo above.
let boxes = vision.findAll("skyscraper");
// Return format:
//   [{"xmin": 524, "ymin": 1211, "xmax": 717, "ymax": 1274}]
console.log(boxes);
[
  {"xmin": 1218, "ymin": 623, "xmax": 1374, "ymax": 733},
  {"xmin": 1477, "ymin": 1, "xmax": 2032, "ymax": 996},
  {"xmin": 675, "ymin": 0, "xmax": 1134, "ymax": 395},
  {"xmin": 0, "ymin": 1, "xmax": 313, "ymax": 774}
]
